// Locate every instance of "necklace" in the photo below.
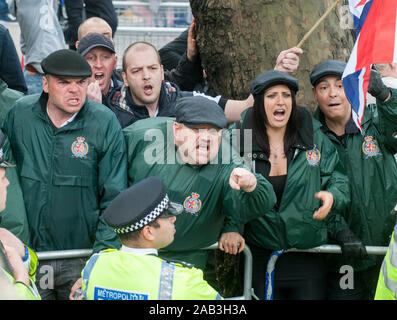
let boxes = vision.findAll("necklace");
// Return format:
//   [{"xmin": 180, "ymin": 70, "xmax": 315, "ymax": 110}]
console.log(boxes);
[{"xmin": 270, "ymin": 143, "xmax": 284, "ymax": 166}]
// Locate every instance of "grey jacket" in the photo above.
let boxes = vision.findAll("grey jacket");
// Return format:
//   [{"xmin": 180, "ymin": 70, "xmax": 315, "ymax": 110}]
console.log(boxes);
[{"xmin": 8, "ymin": 0, "xmax": 65, "ymax": 73}]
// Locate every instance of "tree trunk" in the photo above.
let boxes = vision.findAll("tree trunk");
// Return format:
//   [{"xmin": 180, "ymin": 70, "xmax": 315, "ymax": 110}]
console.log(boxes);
[{"xmin": 190, "ymin": 0, "xmax": 354, "ymax": 112}]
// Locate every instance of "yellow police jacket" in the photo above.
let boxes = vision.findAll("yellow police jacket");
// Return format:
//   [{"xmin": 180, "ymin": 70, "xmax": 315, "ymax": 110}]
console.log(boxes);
[
  {"xmin": 0, "ymin": 244, "xmax": 40, "ymax": 300},
  {"xmin": 375, "ymin": 224, "xmax": 397, "ymax": 300},
  {"xmin": 81, "ymin": 249, "xmax": 222, "ymax": 300}
]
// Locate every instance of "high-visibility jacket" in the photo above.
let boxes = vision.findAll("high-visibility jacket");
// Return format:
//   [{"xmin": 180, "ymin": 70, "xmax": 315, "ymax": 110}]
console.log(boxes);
[
  {"xmin": 0, "ymin": 242, "xmax": 40, "ymax": 300},
  {"xmin": 81, "ymin": 249, "xmax": 222, "ymax": 300},
  {"xmin": 375, "ymin": 224, "xmax": 397, "ymax": 300}
]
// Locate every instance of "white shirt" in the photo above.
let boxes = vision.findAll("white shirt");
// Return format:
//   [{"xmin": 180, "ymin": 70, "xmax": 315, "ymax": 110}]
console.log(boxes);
[
  {"xmin": 46, "ymin": 107, "xmax": 78, "ymax": 128},
  {"xmin": 120, "ymin": 245, "xmax": 158, "ymax": 256}
]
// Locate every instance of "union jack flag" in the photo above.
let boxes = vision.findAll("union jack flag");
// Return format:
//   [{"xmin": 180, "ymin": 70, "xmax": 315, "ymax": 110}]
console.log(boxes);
[{"xmin": 342, "ymin": 0, "xmax": 397, "ymax": 131}]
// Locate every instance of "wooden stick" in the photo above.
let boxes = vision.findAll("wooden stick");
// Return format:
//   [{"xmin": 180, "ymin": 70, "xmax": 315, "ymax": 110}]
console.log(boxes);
[{"xmin": 296, "ymin": 0, "xmax": 343, "ymax": 48}]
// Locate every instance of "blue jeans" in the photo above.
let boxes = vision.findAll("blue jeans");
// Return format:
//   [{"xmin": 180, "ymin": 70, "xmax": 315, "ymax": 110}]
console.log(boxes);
[
  {"xmin": 0, "ymin": 0, "xmax": 9, "ymax": 15},
  {"xmin": 35, "ymin": 258, "xmax": 87, "ymax": 300},
  {"xmin": 24, "ymin": 70, "xmax": 43, "ymax": 95}
]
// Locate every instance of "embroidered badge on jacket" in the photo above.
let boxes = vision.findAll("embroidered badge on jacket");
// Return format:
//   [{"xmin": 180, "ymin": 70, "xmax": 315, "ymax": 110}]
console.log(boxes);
[
  {"xmin": 71, "ymin": 137, "xmax": 89, "ymax": 158},
  {"xmin": 362, "ymin": 136, "xmax": 381, "ymax": 158},
  {"xmin": 306, "ymin": 146, "xmax": 321, "ymax": 166},
  {"xmin": 183, "ymin": 193, "xmax": 202, "ymax": 216}
]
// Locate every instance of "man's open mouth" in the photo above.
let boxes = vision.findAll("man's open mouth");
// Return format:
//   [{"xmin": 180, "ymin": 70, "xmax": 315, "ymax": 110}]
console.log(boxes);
[{"xmin": 94, "ymin": 72, "xmax": 104, "ymax": 81}]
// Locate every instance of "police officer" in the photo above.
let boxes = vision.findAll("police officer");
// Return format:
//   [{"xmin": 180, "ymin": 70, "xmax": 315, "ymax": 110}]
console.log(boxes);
[
  {"xmin": 0, "ymin": 131, "xmax": 40, "ymax": 300},
  {"xmin": 79, "ymin": 176, "xmax": 222, "ymax": 300}
]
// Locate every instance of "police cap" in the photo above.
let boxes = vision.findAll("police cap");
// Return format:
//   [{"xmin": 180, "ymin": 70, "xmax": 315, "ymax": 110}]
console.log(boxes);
[
  {"xmin": 250, "ymin": 70, "xmax": 299, "ymax": 95},
  {"xmin": 0, "ymin": 131, "xmax": 15, "ymax": 168},
  {"xmin": 41, "ymin": 49, "xmax": 92, "ymax": 78},
  {"xmin": 104, "ymin": 177, "xmax": 183, "ymax": 234},
  {"xmin": 310, "ymin": 60, "xmax": 347, "ymax": 86},
  {"xmin": 77, "ymin": 33, "xmax": 116, "ymax": 57},
  {"xmin": 175, "ymin": 96, "xmax": 227, "ymax": 130}
]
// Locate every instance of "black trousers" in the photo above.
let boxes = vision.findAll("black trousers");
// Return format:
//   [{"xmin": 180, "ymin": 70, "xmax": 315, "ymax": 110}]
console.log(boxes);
[{"xmin": 250, "ymin": 243, "xmax": 327, "ymax": 300}]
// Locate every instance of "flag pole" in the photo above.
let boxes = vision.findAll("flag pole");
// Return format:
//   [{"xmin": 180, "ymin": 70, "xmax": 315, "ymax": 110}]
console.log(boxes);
[{"xmin": 296, "ymin": 0, "xmax": 343, "ymax": 48}]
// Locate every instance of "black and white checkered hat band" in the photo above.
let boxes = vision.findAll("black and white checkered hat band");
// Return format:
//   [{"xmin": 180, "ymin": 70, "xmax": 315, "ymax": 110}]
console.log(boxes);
[{"xmin": 114, "ymin": 195, "xmax": 169, "ymax": 234}]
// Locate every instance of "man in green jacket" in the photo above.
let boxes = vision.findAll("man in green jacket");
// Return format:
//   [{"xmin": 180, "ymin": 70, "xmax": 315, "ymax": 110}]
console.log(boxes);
[
  {"xmin": 0, "ymin": 79, "xmax": 29, "ymax": 244},
  {"xmin": 2, "ymin": 49, "xmax": 127, "ymax": 300},
  {"xmin": 123, "ymin": 96, "xmax": 277, "ymax": 270},
  {"xmin": 310, "ymin": 60, "xmax": 397, "ymax": 299}
]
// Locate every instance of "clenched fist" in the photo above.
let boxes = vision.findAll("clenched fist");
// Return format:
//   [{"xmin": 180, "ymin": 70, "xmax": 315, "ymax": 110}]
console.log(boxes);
[
  {"xmin": 229, "ymin": 168, "xmax": 257, "ymax": 193},
  {"xmin": 274, "ymin": 47, "xmax": 303, "ymax": 75}
]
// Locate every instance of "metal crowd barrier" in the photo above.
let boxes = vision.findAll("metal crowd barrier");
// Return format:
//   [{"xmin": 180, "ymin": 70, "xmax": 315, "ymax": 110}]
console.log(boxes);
[
  {"xmin": 35, "ymin": 244, "xmax": 388, "ymax": 300},
  {"xmin": 113, "ymin": 1, "xmax": 192, "ymax": 28},
  {"xmin": 114, "ymin": 26, "xmax": 186, "ymax": 67},
  {"xmin": 36, "ymin": 242, "xmax": 253, "ymax": 300},
  {"xmin": 203, "ymin": 243, "xmax": 253, "ymax": 300},
  {"xmin": 112, "ymin": 0, "xmax": 192, "ymax": 67}
]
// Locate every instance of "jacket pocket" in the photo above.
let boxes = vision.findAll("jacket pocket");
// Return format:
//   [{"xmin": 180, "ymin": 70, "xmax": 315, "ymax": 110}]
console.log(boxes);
[
  {"xmin": 52, "ymin": 174, "xmax": 93, "ymax": 187},
  {"xmin": 19, "ymin": 165, "xmax": 41, "ymax": 181}
]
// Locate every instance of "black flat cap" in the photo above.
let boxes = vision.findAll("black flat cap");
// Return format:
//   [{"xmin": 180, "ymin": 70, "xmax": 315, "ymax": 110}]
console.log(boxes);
[
  {"xmin": 310, "ymin": 60, "xmax": 347, "ymax": 86},
  {"xmin": 250, "ymin": 70, "xmax": 299, "ymax": 95},
  {"xmin": 104, "ymin": 177, "xmax": 183, "ymax": 234},
  {"xmin": 77, "ymin": 33, "xmax": 115, "ymax": 57},
  {"xmin": 0, "ymin": 131, "xmax": 15, "ymax": 168},
  {"xmin": 41, "ymin": 49, "xmax": 92, "ymax": 78},
  {"xmin": 175, "ymin": 96, "xmax": 227, "ymax": 129}
]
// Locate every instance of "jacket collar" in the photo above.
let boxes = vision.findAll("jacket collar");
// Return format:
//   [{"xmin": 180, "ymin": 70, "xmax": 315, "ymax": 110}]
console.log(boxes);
[
  {"xmin": 315, "ymin": 106, "xmax": 360, "ymax": 136},
  {"xmin": 0, "ymin": 79, "xmax": 7, "ymax": 94},
  {"xmin": 123, "ymin": 81, "xmax": 179, "ymax": 117}
]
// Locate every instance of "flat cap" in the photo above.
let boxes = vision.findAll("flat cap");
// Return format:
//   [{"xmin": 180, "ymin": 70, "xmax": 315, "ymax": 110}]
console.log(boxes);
[
  {"xmin": 250, "ymin": 70, "xmax": 299, "ymax": 95},
  {"xmin": 0, "ymin": 131, "xmax": 15, "ymax": 168},
  {"xmin": 104, "ymin": 177, "xmax": 183, "ymax": 234},
  {"xmin": 310, "ymin": 60, "xmax": 347, "ymax": 86},
  {"xmin": 175, "ymin": 96, "xmax": 227, "ymax": 129},
  {"xmin": 41, "ymin": 49, "xmax": 92, "ymax": 78},
  {"xmin": 77, "ymin": 33, "xmax": 115, "ymax": 57}
]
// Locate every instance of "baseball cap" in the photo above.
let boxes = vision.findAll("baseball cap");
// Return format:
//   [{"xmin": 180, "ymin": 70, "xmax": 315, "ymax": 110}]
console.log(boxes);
[{"xmin": 77, "ymin": 33, "xmax": 116, "ymax": 57}]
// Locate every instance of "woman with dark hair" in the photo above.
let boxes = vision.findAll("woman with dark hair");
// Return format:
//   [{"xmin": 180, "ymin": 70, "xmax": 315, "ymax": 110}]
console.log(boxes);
[{"xmin": 222, "ymin": 70, "xmax": 350, "ymax": 300}]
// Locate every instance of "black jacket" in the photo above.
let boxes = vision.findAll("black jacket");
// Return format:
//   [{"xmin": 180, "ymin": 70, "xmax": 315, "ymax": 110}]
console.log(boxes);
[
  {"xmin": 63, "ymin": 0, "xmax": 118, "ymax": 45},
  {"xmin": 109, "ymin": 80, "xmax": 227, "ymax": 129}
]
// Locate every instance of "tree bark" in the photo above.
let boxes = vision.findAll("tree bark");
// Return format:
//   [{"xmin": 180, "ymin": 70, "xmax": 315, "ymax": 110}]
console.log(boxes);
[{"xmin": 190, "ymin": 0, "xmax": 354, "ymax": 112}]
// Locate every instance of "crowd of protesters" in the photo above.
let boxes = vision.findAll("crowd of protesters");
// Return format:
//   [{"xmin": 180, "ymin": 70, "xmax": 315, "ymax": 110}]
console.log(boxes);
[{"xmin": 0, "ymin": 1, "xmax": 397, "ymax": 301}]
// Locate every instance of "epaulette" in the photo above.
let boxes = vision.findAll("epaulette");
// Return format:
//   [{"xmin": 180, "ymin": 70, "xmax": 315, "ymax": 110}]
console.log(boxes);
[{"xmin": 161, "ymin": 257, "xmax": 194, "ymax": 269}]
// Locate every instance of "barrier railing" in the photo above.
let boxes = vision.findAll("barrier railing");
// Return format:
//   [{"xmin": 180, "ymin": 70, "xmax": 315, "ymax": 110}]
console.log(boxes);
[
  {"xmin": 36, "ymin": 242, "xmax": 253, "ymax": 300},
  {"xmin": 263, "ymin": 244, "xmax": 388, "ymax": 300},
  {"xmin": 113, "ymin": 1, "xmax": 192, "ymax": 28},
  {"xmin": 114, "ymin": 26, "xmax": 186, "ymax": 67},
  {"xmin": 112, "ymin": 1, "xmax": 192, "ymax": 66},
  {"xmin": 202, "ymin": 243, "xmax": 253, "ymax": 300},
  {"xmin": 35, "ymin": 244, "xmax": 388, "ymax": 300}
]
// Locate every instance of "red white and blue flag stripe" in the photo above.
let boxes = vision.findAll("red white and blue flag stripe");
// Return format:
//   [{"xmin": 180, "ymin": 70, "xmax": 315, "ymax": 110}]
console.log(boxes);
[
  {"xmin": 342, "ymin": 0, "xmax": 397, "ymax": 131},
  {"xmin": 349, "ymin": 0, "xmax": 373, "ymax": 35}
]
